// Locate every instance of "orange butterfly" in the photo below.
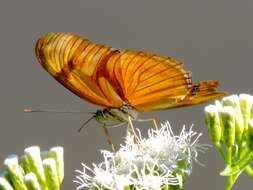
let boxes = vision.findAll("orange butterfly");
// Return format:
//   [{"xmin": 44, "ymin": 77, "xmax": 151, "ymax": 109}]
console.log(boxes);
[{"xmin": 35, "ymin": 33, "xmax": 227, "ymax": 129}]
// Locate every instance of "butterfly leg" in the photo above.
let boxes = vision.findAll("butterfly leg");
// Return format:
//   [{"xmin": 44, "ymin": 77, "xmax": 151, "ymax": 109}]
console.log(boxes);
[
  {"xmin": 101, "ymin": 124, "xmax": 116, "ymax": 152},
  {"xmin": 127, "ymin": 115, "xmax": 140, "ymax": 144},
  {"xmin": 136, "ymin": 118, "xmax": 159, "ymax": 130}
]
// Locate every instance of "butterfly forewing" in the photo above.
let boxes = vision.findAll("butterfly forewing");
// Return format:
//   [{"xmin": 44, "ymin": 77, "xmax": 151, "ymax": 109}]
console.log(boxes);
[{"xmin": 36, "ymin": 33, "xmax": 114, "ymax": 107}]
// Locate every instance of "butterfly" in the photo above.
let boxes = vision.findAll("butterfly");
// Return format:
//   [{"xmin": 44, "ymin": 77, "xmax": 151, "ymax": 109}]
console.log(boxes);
[{"xmin": 35, "ymin": 32, "xmax": 227, "ymax": 129}]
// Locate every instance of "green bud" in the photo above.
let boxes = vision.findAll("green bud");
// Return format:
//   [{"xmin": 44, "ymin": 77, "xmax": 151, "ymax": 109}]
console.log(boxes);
[
  {"xmin": 4, "ymin": 155, "xmax": 27, "ymax": 190},
  {"xmin": 219, "ymin": 106, "xmax": 236, "ymax": 148},
  {"xmin": 20, "ymin": 155, "xmax": 31, "ymax": 174},
  {"xmin": 0, "ymin": 172, "xmax": 10, "ymax": 182},
  {"xmin": 43, "ymin": 158, "xmax": 59, "ymax": 190},
  {"xmin": 24, "ymin": 173, "xmax": 41, "ymax": 190},
  {"xmin": 50, "ymin": 147, "xmax": 64, "ymax": 184},
  {"xmin": 24, "ymin": 146, "xmax": 46, "ymax": 188},
  {"xmin": 251, "ymin": 104, "xmax": 253, "ymax": 119},
  {"xmin": 215, "ymin": 100, "xmax": 223, "ymax": 110},
  {"xmin": 222, "ymin": 95, "xmax": 240, "ymax": 109},
  {"xmin": 240, "ymin": 94, "xmax": 253, "ymax": 131},
  {"xmin": 222, "ymin": 95, "xmax": 244, "ymax": 141},
  {"xmin": 247, "ymin": 119, "xmax": 253, "ymax": 151},
  {"xmin": 0, "ymin": 175, "xmax": 14, "ymax": 190},
  {"xmin": 204, "ymin": 105, "xmax": 222, "ymax": 144}
]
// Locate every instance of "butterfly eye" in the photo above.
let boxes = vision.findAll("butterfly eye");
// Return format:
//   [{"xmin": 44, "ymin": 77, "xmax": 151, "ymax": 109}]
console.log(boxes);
[{"xmin": 95, "ymin": 110, "xmax": 108, "ymax": 122}]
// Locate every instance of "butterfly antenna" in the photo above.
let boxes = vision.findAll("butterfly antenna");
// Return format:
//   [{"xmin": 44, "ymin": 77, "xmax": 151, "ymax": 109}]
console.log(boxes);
[
  {"xmin": 24, "ymin": 109, "xmax": 95, "ymax": 114},
  {"xmin": 78, "ymin": 116, "xmax": 95, "ymax": 133}
]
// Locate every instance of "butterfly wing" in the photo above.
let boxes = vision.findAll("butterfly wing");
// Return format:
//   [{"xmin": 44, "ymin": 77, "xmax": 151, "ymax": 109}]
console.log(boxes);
[
  {"xmin": 169, "ymin": 80, "xmax": 227, "ymax": 108},
  {"xmin": 36, "ymin": 33, "xmax": 226, "ymax": 111},
  {"xmin": 35, "ymin": 33, "xmax": 124, "ymax": 108},
  {"xmin": 102, "ymin": 50, "xmax": 227, "ymax": 111}
]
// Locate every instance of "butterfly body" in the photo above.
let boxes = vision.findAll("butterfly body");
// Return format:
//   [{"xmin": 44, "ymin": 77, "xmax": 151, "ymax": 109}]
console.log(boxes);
[{"xmin": 35, "ymin": 32, "xmax": 227, "ymax": 126}]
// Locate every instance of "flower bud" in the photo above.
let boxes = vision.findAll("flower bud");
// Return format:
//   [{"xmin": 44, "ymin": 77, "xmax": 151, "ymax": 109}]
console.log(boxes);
[
  {"xmin": 24, "ymin": 173, "xmax": 41, "ymax": 190},
  {"xmin": 222, "ymin": 95, "xmax": 244, "ymax": 141},
  {"xmin": 251, "ymin": 105, "xmax": 253, "ymax": 119},
  {"xmin": 204, "ymin": 105, "xmax": 222, "ymax": 144},
  {"xmin": 24, "ymin": 146, "xmax": 46, "ymax": 188},
  {"xmin": 247, "ymin": 119, "xmax": 253, "ymax": 151},
  {"xmin": 20, "ymin": 155, "xmax": 31, "ymax": 174},
  {"xmin": 215, "ymin": 100, "xmax": 223, "ymax": 110},
  {"xmin": 240, "ymin": 94, "xmax": 253, "ymax": 131},
  {"xmin": 222, "ymin": 95, "xmax": 240, "ymax": 108},
  {"xmin": 0, "ymin": 172, "xmax": 9, "ymax": 182},
  {"xmin": 43, "ymin": 158, "xmax": 59, "ymax": 190},
  {"xmin": 0, "ymin": 176, "xmax": 14, "ymax": 190},
  {"xmin": 219, "ymin": 106, "xmax": 236, "ymax": 148},
  {"xmin": 4, "ymin": 155, "xmax": 27, "ymax": 190},
  {"xmin": 50, "ymin": 147, "xmax": 64, "ymax": 184}
]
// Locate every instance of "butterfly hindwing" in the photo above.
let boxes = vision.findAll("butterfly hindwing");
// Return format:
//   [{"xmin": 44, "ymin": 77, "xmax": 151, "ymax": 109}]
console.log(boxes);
[
  {"xmin": 103, "ymin": 51, "xmax": 196, "ymax": 111},
  {"xmin": 169, "ymin": 80, "xmax": 227, "ymax": 108}
]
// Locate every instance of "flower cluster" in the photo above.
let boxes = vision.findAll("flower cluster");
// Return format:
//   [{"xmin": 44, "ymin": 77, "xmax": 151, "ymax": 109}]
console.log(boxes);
[
  {"xmin": 74, "ymin": 122, "xmax": 208, "ymax": 190},
  {"xmin": 204, "ymin": 94, "xmax": 253, "ymax": 180},
  {"xmin": 0, "ymin": 146, "xmax": 64, "ymax": 190}
]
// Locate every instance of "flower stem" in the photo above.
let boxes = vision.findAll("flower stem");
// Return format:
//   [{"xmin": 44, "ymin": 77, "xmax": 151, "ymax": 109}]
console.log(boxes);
[
  {"xmin": 224, "ymin": 172, "xmax": 241, "ymax": 190},
  {"xmin": 245, "ymin": 165, "xmax": 253, "ymax": 179},
  {"xmin": 226, "ymin": 147, "xmax": 232, "ymax": 165},
  {"xmin": 224, "ymin": 176, "xmax": 234, "ymax": 190},
  {"xmin": 215, "ymin": 143, "xmax": 226, "ymax": 161}
]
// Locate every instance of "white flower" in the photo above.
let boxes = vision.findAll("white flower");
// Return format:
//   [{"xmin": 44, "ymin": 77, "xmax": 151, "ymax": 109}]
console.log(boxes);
[
  {"xmin": 75, "ymin": 163, "xmax": 132, "ymax": 190},
  {"xmin": 74, "ymin": 121, "xmax": 208, "ymax": 190}
]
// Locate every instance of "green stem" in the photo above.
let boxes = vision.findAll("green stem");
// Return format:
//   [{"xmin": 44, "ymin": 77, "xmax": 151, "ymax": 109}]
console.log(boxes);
[
  {"xmin": 236, "ymin": 152, "xmax": 253, "ymax": 171},
  {"xmin": 245, "ymin": 165, "xmax": 253, "ymax": 179},
  {"xmin": 238, "ymin": 142, "xmax": 248, "ymax": 160},
  {"xmin": 224, "ymin": 172, "xmax": 240, "ymax": 190},
  {"xmin": 216, "ymin": 143, "xmax": 226, "ymax": 161},
  {"xmin": 224, "ymin": 176, "xmax": 234, "ymax": 190},
  {"xmin": 223, "ymin": 145, "xmax": 243, "ymax": 190},
  {"xmin": 227, "ymin": 147, "xmax": 233, "ymax": 165},
  {"xmin": 237, "ymin": 140, "xmax": 245, "ymax": 159}
]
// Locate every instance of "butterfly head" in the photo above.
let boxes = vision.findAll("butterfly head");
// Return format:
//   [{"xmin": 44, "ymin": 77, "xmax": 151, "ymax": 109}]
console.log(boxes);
[
  {"xmin": 94, "ymin": 110, "xmax": 113, "ymax": 124},
  {"xmin": 94, "ymin": 106, "xmax": 139, "ymax": 126}
]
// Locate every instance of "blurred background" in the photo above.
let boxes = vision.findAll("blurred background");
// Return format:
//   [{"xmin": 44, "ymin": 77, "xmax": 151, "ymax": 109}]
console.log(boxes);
[{"xmin": 0, "ymin": 0, "xmax": 252, "ymax": 189}]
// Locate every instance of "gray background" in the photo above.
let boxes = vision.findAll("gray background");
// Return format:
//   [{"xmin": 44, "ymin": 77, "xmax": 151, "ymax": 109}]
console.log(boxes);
[{"xmin": 0, "ymin": 0, "xmax": 252, "ymax": 189}]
